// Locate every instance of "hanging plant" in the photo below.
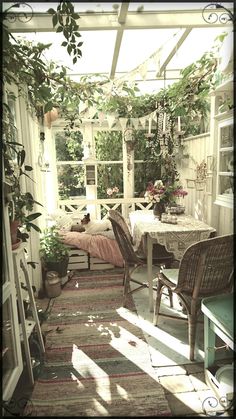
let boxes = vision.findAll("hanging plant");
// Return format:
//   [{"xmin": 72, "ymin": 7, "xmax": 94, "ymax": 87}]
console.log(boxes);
[{"xmin": 47, "ymin": 1, "xmax": 82, "ymax": 64}]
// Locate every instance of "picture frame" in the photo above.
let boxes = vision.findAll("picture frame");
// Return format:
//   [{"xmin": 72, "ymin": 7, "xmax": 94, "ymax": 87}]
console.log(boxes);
[{"xmin": 186, "ymin": 179, "xmax": 195, "ymax": 189}]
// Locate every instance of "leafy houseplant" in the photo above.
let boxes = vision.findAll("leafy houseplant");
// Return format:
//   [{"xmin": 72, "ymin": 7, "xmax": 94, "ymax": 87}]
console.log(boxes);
[
  {"xmin": 40, "ymin": 227, "xmax": 69, "ymax": 277},
  {"xmin": 3, "ymin": 106, "xmax": 43, "ymax": 247}
]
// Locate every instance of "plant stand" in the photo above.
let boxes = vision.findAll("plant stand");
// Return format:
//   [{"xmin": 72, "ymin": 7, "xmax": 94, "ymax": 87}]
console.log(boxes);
[{"xmin": 12, "ymin": 244, "xmax": 45, "ymax": 386}]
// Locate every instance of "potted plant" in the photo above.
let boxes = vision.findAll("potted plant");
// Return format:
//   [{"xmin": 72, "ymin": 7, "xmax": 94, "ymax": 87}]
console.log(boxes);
[
  {"xmin": 3, "ymin": 128, "xmax": 43, "ymax": 248},
  {"xmin": 39, "ymin": 226, "xmax": 69, "ymax": 277},
  {"xmin": 3, "ymin": 101, "xmax": 42, "ymax": 248}
]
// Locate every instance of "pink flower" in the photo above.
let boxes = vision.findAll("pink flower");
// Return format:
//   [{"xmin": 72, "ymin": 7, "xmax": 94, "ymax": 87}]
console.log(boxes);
[
  {"xmin": 106, "ymin": 188, "xmax": 113, "ymax": 196},
  {"xmin": 106, "ymin": 186, "xmax": 119, "ymax": 196},
  {"xmin": 145, "ymin": 180, "xmax": 188, "ymax": 203}
]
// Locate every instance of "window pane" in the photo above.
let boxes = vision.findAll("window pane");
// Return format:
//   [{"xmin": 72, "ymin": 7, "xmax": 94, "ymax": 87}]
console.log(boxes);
[
  {"xmin": 220, "ymin": 124, "xmax": 233, "ymax": 148},
  {"xmin": 134, "ymin": 161, "xmax": 161, "ymax": 196},
  {"xmin": 219, "ymin": 151, "xmax": 233, "ymax": 172},
  {"xmin": 97, "ymin": 163, "xmax": 123, "ymax": 198},
  {"xmin": 95, "ymin": 131, "xmax": 122, "ymax": 160},
  {"xmin": 55, "ymin": 131, "xmax": 84, "ymax": 162},
  {"xmin": 57, "ymin": 164, "xmax": 85, "ymax": 199},
  {"xmin": 218, "ymin": 175, "xmax": 233, "ymax": 196}
]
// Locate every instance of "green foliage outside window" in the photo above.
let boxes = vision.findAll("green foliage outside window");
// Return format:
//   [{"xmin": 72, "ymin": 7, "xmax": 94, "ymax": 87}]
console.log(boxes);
[
  {"xmin": 57, "ymin": 165, "xmax": 85, "ymax": 199},
  {"xmin": 97, "ymin": 164, "xmax": 123, "ymax": 199},
  {"xmin": 55, "ymin": 131, "xmax": 85, "ymax": 199},
  {"xmin": 55, "ymin": 131, "xmax": 84, "ymax": 161},
  {"xmin": 95, "ymin": 131, "xmax": 123, "ymax": 161}
]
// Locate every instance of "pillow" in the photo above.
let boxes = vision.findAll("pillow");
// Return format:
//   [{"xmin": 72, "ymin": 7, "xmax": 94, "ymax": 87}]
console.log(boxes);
[
  {"xmin": 83, "ymin": 219, "xmax": 112, "ymax": 235},
  {"xmin": 71, "ymin": 224, "xmax": 85, "ymax": 232},
  {"xmin": 49, "ymin": 210, "xmax": 73, "ymax": 231},
  {"xmin": 56, "ymin": 215, "xmax": 73, "ymax": 231}
]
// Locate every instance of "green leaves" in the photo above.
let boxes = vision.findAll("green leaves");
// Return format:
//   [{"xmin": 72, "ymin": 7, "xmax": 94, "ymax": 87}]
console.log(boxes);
[
  {"xmin": 47, "ymin": 1, "xmax": 82, "ymax": 62},
  {"xmin": 26, "ymin": 212, "xmax": 42, "ymax": 222},
  {"xmin": 52, "ymin": 13, "xmax": 58, "ymax": 27},
  {"xmin": 17, "ymin": 149, "xmax": 26, "ymax": 167}
]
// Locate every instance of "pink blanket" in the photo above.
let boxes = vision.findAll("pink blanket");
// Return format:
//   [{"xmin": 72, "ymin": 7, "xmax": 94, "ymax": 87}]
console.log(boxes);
[{"xmin": 60, "ymin": 231, "xmax": 124, "ymax": 268}]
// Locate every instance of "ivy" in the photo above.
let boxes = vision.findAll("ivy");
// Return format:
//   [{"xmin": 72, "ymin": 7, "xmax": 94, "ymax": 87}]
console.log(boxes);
[{"xmin": 47, "ymin": 1, "xmax": 82, "ymax": 64}]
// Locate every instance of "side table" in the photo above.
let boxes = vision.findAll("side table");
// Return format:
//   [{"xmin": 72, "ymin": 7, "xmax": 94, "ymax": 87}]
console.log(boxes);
[{"xmin": 201, "ymin": 293, "xmax": 234, "ymax": 401}]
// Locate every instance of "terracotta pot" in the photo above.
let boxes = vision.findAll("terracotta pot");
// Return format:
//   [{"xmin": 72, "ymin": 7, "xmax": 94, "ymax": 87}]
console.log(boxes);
[
  {"xmin": 12, "ymin": 238, "xmax": 22, "ymax": 250},
  {"xmin": 10, "ymin": 220, "xmax": 20, "ymax": 245},
  {"xmin": 44, "ymin": 107, "xmax": 59, "ymax": 128}
]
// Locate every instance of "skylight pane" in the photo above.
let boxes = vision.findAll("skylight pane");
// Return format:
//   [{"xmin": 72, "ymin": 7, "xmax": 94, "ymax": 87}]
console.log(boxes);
[
  {"xmin": 167, "ymin": 27, "xmax": 231, "ymax": 70},
  {"xmin": 3, "ymin": 2, "xmax": 121, "ymax": 13},
  {"xmin": 116, "ymin": 28, "xmax": 177, "ymax": 73},
  {"xmin": 128, "ymin": 2, "xmax": 233, "ymax": 12},
  {"xmin": 14, "ymin": 30, "xmax": 117, "ymax": 76}
]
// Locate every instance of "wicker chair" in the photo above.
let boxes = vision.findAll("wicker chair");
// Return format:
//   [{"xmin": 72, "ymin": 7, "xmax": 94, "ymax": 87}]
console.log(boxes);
[
  {"xmin": 108, "ymin": 209, "xmax": 174, "ymax": 307},
  {"xmin": 153, "ymin": 234, "xmax": 234, "ymax": 361}
]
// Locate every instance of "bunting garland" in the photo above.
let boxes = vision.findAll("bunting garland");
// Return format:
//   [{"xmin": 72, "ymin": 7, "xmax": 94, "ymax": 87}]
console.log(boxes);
[{"xmin": 77, "ymin": 30, "xmax": 183, "ymax": 130}]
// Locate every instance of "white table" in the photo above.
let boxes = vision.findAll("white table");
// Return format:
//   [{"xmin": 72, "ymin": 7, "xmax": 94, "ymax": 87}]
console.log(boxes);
[{"xmin": 129, "ymin": 210, "xmax": 216, "ymax": 311}]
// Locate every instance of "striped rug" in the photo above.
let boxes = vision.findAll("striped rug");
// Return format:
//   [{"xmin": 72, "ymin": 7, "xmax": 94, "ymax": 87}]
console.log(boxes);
[{"xmin": 25, "ymin": 270, "xmax": 171, "ymax": 416}]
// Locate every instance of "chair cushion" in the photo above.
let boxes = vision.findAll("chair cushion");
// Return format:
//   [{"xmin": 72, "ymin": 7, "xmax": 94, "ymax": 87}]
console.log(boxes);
[{"xmin": 161, "ymin": 268, "xmax": 179, "ymax": 285}]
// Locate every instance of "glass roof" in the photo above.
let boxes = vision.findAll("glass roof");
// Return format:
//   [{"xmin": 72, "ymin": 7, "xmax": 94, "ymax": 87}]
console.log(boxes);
[{"xmin": 4, "ymin": 2, "xmax": 233, "ymax": 94}]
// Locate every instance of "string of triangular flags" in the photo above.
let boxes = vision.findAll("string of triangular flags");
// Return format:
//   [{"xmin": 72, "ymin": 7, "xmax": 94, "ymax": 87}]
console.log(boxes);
[
  {"xmin": 79, "ymin": 28, "xmax": 182, "ymax": 103},
  {"xmin": 80, "ymin": 107, "xmax": 161, "ymax": 131},
  {"xmin": 110, "ymin": 28, "xmax": 182, "ymax": 92},
  {"xmin": 78, "ymin": 29, "xmax": 183, "ymax": 130}
]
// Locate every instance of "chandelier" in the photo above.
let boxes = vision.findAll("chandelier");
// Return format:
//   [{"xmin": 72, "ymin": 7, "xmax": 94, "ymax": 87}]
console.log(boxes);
[{"xmin": 145, "ymin": 104, "xmax": 184, "ymax": 157}]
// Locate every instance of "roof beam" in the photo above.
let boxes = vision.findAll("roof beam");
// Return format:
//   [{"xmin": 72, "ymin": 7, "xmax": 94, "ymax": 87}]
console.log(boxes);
[
  {"xmin": 157, "ymin": 28, "xmax": 192, "ymax": 77},
  {"xmin": 5, "ymin": 10, "xmax": 232, "ymax": 32},
  {"xmin": 109, "ymin": 2, "xmax": 129, "ymax": 79}
]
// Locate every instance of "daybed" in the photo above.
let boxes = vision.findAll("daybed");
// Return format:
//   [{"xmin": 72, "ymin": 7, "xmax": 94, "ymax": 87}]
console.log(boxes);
[
  {"xmin": 48, "ymin": 209, "xmax": 123, "ymax": 270},
  {"xmin": 60, "ymin": 230, "xmax": 124, "ymax": 269}
]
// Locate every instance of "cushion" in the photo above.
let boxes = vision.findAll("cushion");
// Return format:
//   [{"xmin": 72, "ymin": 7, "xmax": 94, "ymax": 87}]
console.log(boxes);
[
  {"xmin": 49, "ymin": 209, "xmax": 73, "ymax": 231},
  {"xmin": 83, "ymin": 219, "xmax": 112, "ymax": 235},
  {"xmin": 71, "ymin": 224, "xmax": 85, "ymax": 232}
]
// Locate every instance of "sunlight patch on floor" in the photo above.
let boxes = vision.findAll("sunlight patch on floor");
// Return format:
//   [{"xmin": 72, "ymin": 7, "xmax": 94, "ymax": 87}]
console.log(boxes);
[
  {"xmin": 117, "ymin": 306, "xmax": 192, "ymax": 364},
  {"xmin": 71, "ymin": 344, "xmax": 112, "ymax": 403}
]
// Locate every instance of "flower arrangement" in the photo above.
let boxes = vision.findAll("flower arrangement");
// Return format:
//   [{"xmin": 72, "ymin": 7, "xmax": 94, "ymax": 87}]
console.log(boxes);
[
  {"xmin": 106, "ymin": 186, "xmax": 119, "ymax": 197},
  {"xmin": 144, "ymin": 180, "xmax": 188, "ymax": 204}
]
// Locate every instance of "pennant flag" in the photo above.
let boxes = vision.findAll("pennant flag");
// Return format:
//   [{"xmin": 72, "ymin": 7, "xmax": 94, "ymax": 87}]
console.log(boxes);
[
  {"xmin": 88, "ymin": 106, "xmax": 97, "ymax": 119},
  {"xmin": 139, "ymin": 116, "xmax": 147, "ymax": 128},
  {"xmin": 119, "ymin": 117, "xmax": 128, "ymax": 131},
  {"xmin": 131, "ymin": 118, "xmax": 140, "ymax": 129},
  {"xmin": 107, "ymin": 113, "xmax": 116, "ymax": 129},
  {"xmin": 151, "ymin": 110, "xmax": 157, "ymax": 122},
  {"xmin": 102, "ymin": 81, "xmax": 113, "ymax": 93},
  {"xmin": 129, "ymin": 70, "xmax": 137, "ymax": 82},
  {"xmin": 138, "ymin": 61, "xmax": 148, "ymax": 80},
  {"xmin": 79, "ymin": 101, "xmax": 88, "ymax": 113},
  {"xmin": 98, "ymin": 111, "xmax": 105, "ymax": 125}
]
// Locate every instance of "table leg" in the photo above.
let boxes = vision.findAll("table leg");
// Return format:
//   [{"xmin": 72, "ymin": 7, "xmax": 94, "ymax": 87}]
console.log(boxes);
[
  {"xmin": 204, "ymin": 315, "xmax": 216, "ymax": 370},
  {"xmin": 147, "ymin": 235, "xmax": 154, "ymax": 312}
]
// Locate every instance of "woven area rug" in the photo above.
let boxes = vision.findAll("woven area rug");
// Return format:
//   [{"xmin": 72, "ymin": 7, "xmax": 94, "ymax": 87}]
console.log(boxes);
[{"xmin": 25, "ymin": 269, "xmax": 171, "ymax": 417}]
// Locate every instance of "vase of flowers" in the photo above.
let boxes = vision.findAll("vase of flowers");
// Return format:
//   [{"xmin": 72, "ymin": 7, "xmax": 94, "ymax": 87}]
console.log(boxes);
[
  {"xmin": 153, "ymin": 201, "xmax": 166, "ymax": 219},
  {"xmin": 144, "ymin": 180, "xmax": 188, "ymax": 219}
]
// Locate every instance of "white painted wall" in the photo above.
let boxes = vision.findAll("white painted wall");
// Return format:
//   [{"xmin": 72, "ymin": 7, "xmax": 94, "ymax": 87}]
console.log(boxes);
[{"xmin": 178, "ymin": 133, "xmax": 233, "ymax": 236}]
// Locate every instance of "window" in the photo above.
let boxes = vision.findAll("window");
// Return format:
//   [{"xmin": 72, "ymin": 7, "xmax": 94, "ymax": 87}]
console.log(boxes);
[
  {"xmin": 215, "ymin": 116, "xmax": 233, "ymax": 208},
  {"xmin": 55, "ymin": 131, "xmax": 86, "ymax": 199}
]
